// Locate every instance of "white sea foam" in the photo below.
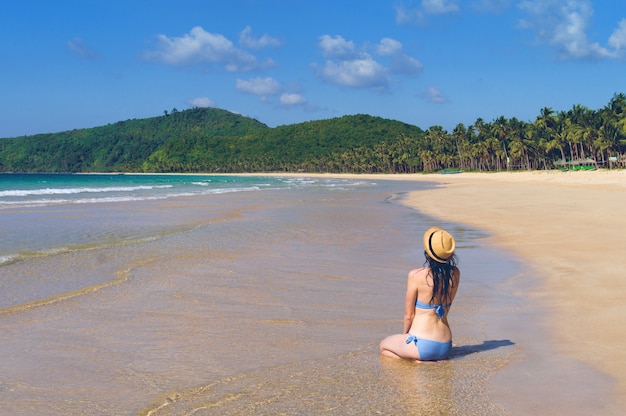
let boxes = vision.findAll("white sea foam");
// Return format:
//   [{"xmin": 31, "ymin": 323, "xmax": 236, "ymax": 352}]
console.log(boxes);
[
  {"xmin": 0, "ymin": 185, "xmax": 173, "ymax": 197},
  {"xmin": 0, "ymin": 254, "xmax": 19, "ymax": 266},
  {"xmin": 0, "ymin": 175, "xmax": 368, "ymax": 210},
  {"xmin": 0, "ymin": 186, "xmax": 271, "ymax": 208}
]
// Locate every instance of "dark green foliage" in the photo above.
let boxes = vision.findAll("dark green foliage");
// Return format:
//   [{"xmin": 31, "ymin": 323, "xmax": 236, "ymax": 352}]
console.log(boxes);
[
  {"xmin": 0, "ymin": 108, "xmax": 269, "ymax": 173},
  {"xmin": 0, "ymin": 108, "xmax": 424, "ymax": 173},
  {"xmin": 2, "ymin": 93, "xmax": 626, "ymax": 173}
]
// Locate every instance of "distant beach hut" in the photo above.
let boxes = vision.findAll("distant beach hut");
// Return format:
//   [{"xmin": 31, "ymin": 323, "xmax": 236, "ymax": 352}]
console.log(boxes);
[
  {"xmin": 553, "ymin": 158, "xmax": 598, "ymax": 171},
  {"xmin": 438, "ymin": 167, "xmax": 463, "ymax": 174}
]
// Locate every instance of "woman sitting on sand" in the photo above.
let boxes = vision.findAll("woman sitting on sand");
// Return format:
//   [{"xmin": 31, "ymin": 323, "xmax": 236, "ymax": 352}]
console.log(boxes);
[{"xmin": 380, "ymin": 227, "xmax": 459, "ymax": 362}]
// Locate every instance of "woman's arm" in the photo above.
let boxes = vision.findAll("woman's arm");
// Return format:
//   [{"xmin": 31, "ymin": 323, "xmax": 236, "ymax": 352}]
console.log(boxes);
[{"xmin": 403, "ymin": 269, "xmax": 419, "ymax": 334}]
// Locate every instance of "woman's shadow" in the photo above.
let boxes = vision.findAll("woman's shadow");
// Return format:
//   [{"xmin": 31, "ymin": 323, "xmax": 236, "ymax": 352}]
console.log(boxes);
[{"xmin": 450, "ymin": 340, "xmax": 515, "ymax": 358}]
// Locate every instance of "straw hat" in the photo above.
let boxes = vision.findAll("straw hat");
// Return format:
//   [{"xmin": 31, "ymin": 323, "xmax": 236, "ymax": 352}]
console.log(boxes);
[{"xmin": 423, "ymin": 227, "xmax": 455, "ymax": 263}]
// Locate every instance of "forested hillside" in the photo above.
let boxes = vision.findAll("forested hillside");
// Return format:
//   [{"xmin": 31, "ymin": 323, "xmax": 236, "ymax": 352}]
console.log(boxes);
[
  {"xmin": 0, "ymin": 108, "xmax": 269, "ymax": 173},
  {"xmin": 1, "ymin": 93, "xmax": 625, "ymax": 173},
  {"xmin": 0, "ymin": 109, "xmax": 424, "ymax": 173}
]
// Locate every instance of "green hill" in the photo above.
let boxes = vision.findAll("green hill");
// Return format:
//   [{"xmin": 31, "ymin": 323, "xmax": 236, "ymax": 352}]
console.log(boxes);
[{"xmin": 0, "ymin": 108, "xmax": 425, "ymax": 173}]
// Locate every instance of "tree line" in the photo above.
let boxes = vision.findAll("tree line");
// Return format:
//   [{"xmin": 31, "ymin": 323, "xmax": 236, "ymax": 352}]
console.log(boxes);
[{"xmin": 1, "ymin": 94, "xmax": 625, "ymax": 174}]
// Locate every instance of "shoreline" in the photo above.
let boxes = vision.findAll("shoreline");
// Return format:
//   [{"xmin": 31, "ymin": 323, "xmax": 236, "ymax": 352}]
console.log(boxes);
[{"xmin": 243, "ymin": 169, "xmax": 626, "ymax": 408}]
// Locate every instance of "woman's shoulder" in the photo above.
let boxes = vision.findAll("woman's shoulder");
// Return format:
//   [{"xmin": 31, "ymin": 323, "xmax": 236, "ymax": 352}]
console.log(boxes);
[{"xmin": 408, "ymin": 267, "xmax": 429, "ymax": 279}]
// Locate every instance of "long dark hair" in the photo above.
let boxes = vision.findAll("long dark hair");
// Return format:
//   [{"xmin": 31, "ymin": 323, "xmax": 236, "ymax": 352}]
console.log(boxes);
[{"xmin": 424, "ymin": 252, "xmax": 458, "ymax": 305}]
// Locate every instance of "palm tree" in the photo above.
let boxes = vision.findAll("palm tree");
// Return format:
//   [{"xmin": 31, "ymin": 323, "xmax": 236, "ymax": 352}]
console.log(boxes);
[
  {"xmin": 471, "ymin": 118, "xmax": 492, "ymax": 170},
  {"xmin": 505, "ymin": 118, "xmax": 532, "ymax": 169},
  {"xmin": 491, "ymin": 116, "xmax": 511, "ymax": 169},
  {"xmin": 375, "ymin": 141, "xmax": 392, "ymax": 172},
  {"xmin": 536, "ymin": 107, "xmax": 556, "ymax": 130},
  {"xmin": 418, "ymin": 149, "xmax": 436, "ymax": 172},
  {"xmin": 606, "ymin": 93, "xmax": 626, "ymax": 120},
  {"xmin": 424, "ymin": 126, "xmax": 449, "ymax": 170},
  {"xmin": 533, "ymin": 107, "xmax": 563, "ymax": 166},
  {"xmin": 452, "ymin": 123, "xmax": 471, "ymax": 170}
]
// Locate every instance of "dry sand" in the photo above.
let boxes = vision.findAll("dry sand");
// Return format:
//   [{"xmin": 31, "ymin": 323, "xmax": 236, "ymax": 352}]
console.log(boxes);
[
  {"xmin": 399, "ymin": 169, "xmax": 626, "ymax": 396},
  {"xmin": 251, "ymin": 169, "xmax": 626, "ymax": 405}
]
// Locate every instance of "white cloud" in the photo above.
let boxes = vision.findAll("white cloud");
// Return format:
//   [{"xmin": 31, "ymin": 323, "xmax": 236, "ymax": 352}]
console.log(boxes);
[
  {"xmin": 236, "ymin": 76, "xmax": 282, "ymax": 97},
  {"xmin": 390, "ymin": 55, "xmax": 423, "ymax": 76},
  {"xmin": 470, "ymin": 0, "xmax": 513, "ymax": 13},
  {"xmin": 188, "ymin": 97, "xmax": 216, "ymax": 108},
  {"xmin": 395, "ymin": 0, "xmax": 459, "ymax": 25},
  {"xmin": 609, "ymin": 19, "xmax": 626, "ymax": 53},
  {"xmin": 318, "ymin": 35, "xmax": 358, "ymax": 59},
  {"xmin": 376, "ymin": 38, "xmax": 403, "ymax": 56},
  {"xmin": 420, "ymin": 86, "xmax": 448, "ymax": 103},
  {"xmin": 238, "ymin": 26, "xmax": 282, "ymax": 49},
  {"xmin": 318, "ymin": 57, "xmax": 388, "ymax": 89},
  {"xmin": 236, "ymin": 77, "xmax": 308, "ymax": 107},
  {"xmin": 394, "ymin": 5, "xmax": 420, "ymax": 25},
  {"xmin": 517, "ymin": 0, "xmax": 614, "ymax": 59},
  {"xmin": 422, "ymin": 0, "xmax": 460, "ymax": 15},
  {"xmin": 280, "ymin": 93, "xmax": 307, "ymax": 106},
  {"xmin": 376, "ymin": 38, "xmax": 423, "ymax": 76},
  {"xmin": 317, "ymin": 35, "xmax": 388, "ymax": 89},
  {"xmin": 67, "ymin": 38, "xmax": 99, "ymax": 60},
  {"xmin": 142, "ymin": 26, "xmax": 263, "ymax": 71},
  {"xmin": 315, "ymin": 35, "xmax": 424, "ymax": 89}
]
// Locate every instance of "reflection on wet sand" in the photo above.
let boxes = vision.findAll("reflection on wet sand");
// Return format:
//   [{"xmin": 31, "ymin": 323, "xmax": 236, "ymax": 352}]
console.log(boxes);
[{"xmin": 140, "ymin": 336, "xmax": 517, "ymax": 416}]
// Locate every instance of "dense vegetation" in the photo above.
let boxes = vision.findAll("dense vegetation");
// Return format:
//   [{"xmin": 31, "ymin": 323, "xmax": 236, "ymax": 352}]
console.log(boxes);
[{"xmin": 1, "ymin": 94, "xmax": 625, "ymax": 173}]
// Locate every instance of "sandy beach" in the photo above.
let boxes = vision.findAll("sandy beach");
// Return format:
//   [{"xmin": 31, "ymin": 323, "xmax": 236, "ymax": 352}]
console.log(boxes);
[
  {"xmin": 286, "ymin": 169, "xmax": 626, "ymax": 407},
  {"xmin": 403, "ymin": 169, "xmax": 626, "ymax": 397}
]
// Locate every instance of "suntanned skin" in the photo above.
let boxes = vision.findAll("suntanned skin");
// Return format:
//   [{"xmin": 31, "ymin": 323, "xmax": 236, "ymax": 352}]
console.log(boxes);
[{"xmin": 379, "ymin": 265, "xmax": 460, "ymax": 362}]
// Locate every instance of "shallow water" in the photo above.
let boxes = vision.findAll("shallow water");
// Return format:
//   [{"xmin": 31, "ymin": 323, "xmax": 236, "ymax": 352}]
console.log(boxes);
[{"xmin": 0, "ymin": 178, "xmax": 616, "ymax": 415}]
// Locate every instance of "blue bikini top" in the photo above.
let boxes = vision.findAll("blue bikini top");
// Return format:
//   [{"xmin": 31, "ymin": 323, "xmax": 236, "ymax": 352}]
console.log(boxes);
[{"xmin": 415, "ymin": 299, "xmax": 451, "ymax": 319}]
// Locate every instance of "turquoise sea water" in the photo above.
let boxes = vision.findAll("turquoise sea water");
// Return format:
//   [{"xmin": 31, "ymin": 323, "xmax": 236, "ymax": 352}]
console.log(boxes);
[
  {"xmin": 0, "ymin": 173, "xmax": 373, "ymax": 311},
  {"xmin": 0, "ymin": 173, "xmax": 368, "ymax": 268},
  {"xmin": 0, "ymin": 173, "xmax": 363, "ymax": 209}
]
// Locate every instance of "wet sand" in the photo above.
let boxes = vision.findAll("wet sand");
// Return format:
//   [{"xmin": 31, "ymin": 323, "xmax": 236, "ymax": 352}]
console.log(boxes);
[
  {"xmin": 279, "ymin": 169, "xmax": 626, "ymax": 413},
  {"xmin": 1, "ymin": 181, "xmax": 523, "ymax": 415}
]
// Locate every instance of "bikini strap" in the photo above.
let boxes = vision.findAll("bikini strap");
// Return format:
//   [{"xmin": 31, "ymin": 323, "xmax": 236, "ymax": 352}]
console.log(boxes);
[
  {"xmin": 406, "ymin": 334, "xmax": 419, "ymax": 345},
  {"xmin": 415, "ymin": 299, "xmax": 451, "ymax": 319},
  {"xmin": 434, "ymin": 304, "xmax": 448, "ymax": 319}
]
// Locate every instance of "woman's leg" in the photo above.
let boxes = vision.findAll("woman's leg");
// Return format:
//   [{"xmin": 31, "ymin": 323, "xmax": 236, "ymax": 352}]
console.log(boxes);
[{"xmin": 379, "ymin": 333, "xmax": 421, "ymax": 360}]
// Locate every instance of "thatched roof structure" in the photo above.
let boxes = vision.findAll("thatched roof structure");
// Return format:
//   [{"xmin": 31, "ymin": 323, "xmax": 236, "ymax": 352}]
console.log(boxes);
[{"xmin": 553, "ymin": 158, "xmax": 597, "ymax": 167}]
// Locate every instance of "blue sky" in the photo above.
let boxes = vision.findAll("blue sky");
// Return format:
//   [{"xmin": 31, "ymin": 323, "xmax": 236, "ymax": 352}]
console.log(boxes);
[{"xmin": 2, "ymin": 0, "xmax": 626, "ymax": 138}]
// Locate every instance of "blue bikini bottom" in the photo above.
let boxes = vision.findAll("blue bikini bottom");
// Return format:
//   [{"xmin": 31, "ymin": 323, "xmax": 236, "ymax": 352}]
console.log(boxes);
[{"xmin": 406, "ymin": 334, "xmax": 452, "ymax": 361}]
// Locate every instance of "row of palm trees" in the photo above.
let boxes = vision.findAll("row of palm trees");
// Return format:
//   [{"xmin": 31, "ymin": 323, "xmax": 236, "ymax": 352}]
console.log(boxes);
[
  {"xmin": 305, "ymin": 93, "xmax": 626, "ymax": 174},
  {"xmin": 434, "ymin": 93, "xmax": 626, "ymax": 172}
]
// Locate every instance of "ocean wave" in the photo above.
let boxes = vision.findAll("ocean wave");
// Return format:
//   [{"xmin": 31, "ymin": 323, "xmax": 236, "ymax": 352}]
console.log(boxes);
[
  {"xmin": 279, "ymin": 177, "xmax": 370, "ymax": 189},
  {"xmin": 0, "ymin": 176, "xmax": 371, "ymax": 209},
  {"xmin": 0, "ymin": 185, "xmax": 271, "ymax": 208},
  {"xmin": 203, "ymin": 186, "xmax": 263, "ymax": 194},
  {"xmin": 0, "ymin": 233, "xmax": 168, "ymax": 269},
  {"xmin": 0, "ymin": 195, "xmax": 169, "ymax": 207},
  {"xmin": 0, "ymin": 184, "xmax": 173, "ymax": 197},
  {"xmin": 0, "ymin": 254, "xmax": 20, "ymax": 267}
]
